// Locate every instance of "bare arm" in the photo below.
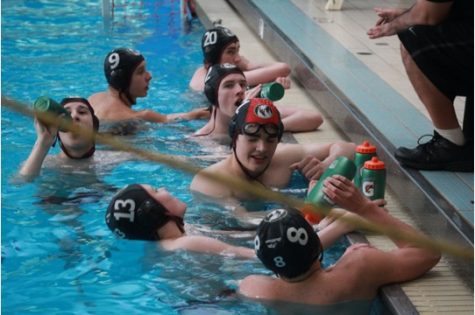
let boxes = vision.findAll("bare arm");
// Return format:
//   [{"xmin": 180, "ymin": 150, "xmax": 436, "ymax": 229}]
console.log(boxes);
[
  {"xmin": 323, "ymin": 175, "xmax": 441, "ymax": 284},
  {"xmin": 288, "ymin": 140, "xmax": 356, "ymax": 180},
  {"xmin": 367, "ymin": 0, "xmax": 453, "ymax": 39},
  {"xmin": 161, "ymin": 235, "xmax": 255, "ymax": 258},
  {"xmin": 243, "ymin": 63, "xmax": 291, "ymax": 87},
  {"xmin": 134, "ymin": 107, "xmax": 210, "ymax": 123},
  {"xmin": 19, "ymin": 119, "xmax": 57, "ymax": 180},
  {"xmin": 166, "ymin": 107, "xmax": 210, "ymax": 121},
  {"xmin": 276, "ymin": 105, "xmax": 323, "ymax": 132}
]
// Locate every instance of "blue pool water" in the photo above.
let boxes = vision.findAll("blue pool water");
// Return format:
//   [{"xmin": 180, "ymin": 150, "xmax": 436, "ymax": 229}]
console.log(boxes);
[{"xmin": 1, "ymin": 1, "xmax": 353, "ymax": 314}]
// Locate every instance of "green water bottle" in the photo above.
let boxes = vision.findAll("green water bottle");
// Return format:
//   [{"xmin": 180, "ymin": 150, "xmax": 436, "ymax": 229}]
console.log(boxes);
[
  {"xmin": 33, "ymin": 96, "xmax": 71, "ymax": 131},
  {"xmin": 360, "ymin": 157, "xmax": 386, "ymax": 201},
  {"xmin": 305, "ymin": 156, "xmax": 356, "ymax": 217},
  {"xmin": 259, "ymin": 82, "xmax": 285, "ymax": 101},
  {"xmin": 354, "ymin": 140, "xmax": 377, "ymax": 189}
]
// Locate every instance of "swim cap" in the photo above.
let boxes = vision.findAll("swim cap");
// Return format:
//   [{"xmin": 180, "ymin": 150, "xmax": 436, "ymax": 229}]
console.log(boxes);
[
  {"xmin": 104, "ymin": 48, "xmax": 145, "ymax": 94},
  {"xmin": 106, "ymin": 184, "xmax": 184, "ymax": 241},
  {"xmin": 255, "ymin": 208, "xmax": 322, "ymax": 279},
  {"xmin": 202, "ymin": 26, "xmax": 239, "ymax": 65},
  {"xmin": 57, "ymin": 97, "xmax": 99, "ymax": 159},
  {"xmin": 228, "ymin": 98, "xmax": 284, "ymax": 141},
  {"xmin": 204, "ymin": 63, "xmax": 244, "ymax": 106}
]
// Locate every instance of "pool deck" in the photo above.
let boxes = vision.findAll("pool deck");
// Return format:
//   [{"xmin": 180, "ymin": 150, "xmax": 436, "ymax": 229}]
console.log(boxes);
[{"xmin": 194, "ymin": 0, "xmax": 474, "ymax": 314}]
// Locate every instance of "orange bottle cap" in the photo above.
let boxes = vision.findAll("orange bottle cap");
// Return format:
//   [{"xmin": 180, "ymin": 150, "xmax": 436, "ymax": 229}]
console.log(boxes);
[
  {"xmin": 356, "ymin": 140, "xmax": 377, "ymax": 154},
  {"xmin": 364, "ymin": 156, "xmax": 385, "ymax": 170},
  {"xmin": 301, "ymin": 204, "xmax": 322, "ymax": 224}
]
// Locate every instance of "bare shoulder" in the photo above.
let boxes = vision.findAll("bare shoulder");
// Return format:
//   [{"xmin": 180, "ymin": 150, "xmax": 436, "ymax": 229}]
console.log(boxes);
[
  {"xmin": 190, "ymin": 159, "xmax": 231, "ymax": 197},
  {"xmin": 189, "ymin": 67, "xmax": 206, "ymax": 91},
  {"xmin": 239, "ymin": 275, "xmax": 276, "ymax": 298}
]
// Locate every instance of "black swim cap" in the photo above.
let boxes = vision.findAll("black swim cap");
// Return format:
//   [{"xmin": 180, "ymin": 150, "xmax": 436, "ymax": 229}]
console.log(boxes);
[
  {"xmin": 105, "ymin": 184, "xmax": 178, "ymax": 241},
  {"xmin": 104, "ymin": 48, "xmax": 145, "ymax": 95},
  {"xmin": 204, "ymin": 63, "xmax": 244, "ymax": 106},
  {"xmin": 201, "ymin": 26, "xmax": 239, "ymax": 66},
  {"xmin": 57, "ymin": 97, "xmax": 99, "ymax": 159},
  {"xmin": 255, "ymin": 208, "xmax": 322, "ymax": 279}
]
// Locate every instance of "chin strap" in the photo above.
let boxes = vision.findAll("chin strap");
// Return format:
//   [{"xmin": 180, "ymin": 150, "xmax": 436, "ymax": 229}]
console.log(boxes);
[
  {"xmin": 232, "ymin": 144, "xmax": 271, "ymax": 183},
  {"xmin": 57, "ymin": 133, "xmax": 95, "ymax": 159}
]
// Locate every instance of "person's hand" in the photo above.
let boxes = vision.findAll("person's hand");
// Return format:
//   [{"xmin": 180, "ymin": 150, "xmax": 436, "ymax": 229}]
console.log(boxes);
[
  {"xmin": 34, "ymin": 117, "xmax": 58, "ymax": 148},
  {"xmin": 367, "ymin": 7, "xmax": 405, "ymax": 39},
  {"xmin": 275, "ymin": 77, "xmax": 291, "ymax": 89},
  {"xmin": 245, "ymin": 84, "xmax": 261, "ymax": 99},
  {"xmin": 290, "ymin": 155, "xmax": 328, "ymax": 181},
  {"xmin": 322, "ymin": 175, "xmax": 371, "ymax": 214},
  {"xmin": 374, "ymin": 7, "xmax": 405, "ymax": 25},
  {"xmin": 190, "ymin": 107, "xmax": 211, "ymax": 119}
]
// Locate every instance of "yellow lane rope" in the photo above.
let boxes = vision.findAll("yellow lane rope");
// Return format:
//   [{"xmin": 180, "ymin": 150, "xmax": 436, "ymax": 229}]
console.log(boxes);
[{"xmin": 2, "ymin": 95, "xmax": 473, "ymax": 261}]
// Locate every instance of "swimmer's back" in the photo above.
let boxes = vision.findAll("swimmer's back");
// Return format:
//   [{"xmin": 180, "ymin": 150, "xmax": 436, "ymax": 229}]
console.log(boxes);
[{"xmin": 88, "ymin": 91, "xmax": 136, "ymax": 121}]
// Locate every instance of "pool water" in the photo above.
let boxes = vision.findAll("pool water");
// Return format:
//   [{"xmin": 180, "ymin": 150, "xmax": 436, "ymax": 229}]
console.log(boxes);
[{"xmin": 1, "ymin": 1, "xmax": 355, "ymax": 314}]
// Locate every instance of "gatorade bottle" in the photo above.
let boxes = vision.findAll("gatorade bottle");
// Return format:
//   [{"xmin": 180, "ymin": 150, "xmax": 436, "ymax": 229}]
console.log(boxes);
[
  {"xmin": 304, "ymin": 156, "xmax": 356, "ymax": 220},
  {"xmin": 354, "ymin": 141, "xmax": 377, "ymax": 189},
  {"xmin": 33, "ymin": 96, "xmax": 71, "ymax": 131},
  {"xmin": 360, "ymin": 157, "xmax": 386, "ymax": 201},
  {"xmin": 259, "ymin": 82, "xmax": 285, "ymax": 101}
]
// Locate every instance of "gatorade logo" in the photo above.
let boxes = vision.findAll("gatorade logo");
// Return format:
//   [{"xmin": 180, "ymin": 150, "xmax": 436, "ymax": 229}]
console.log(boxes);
[{"xmin": 362, "ymin": 181, "xmax": 374, "ymax": 197}]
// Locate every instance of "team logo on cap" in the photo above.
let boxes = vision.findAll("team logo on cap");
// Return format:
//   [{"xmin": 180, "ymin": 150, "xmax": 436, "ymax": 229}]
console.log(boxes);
[
  {"xmin": 264, "ymin": 209, "xmax": 287, "ymax": 222},
  {"xmin": 254, "ymin": 104, "xmax": 274, "ymax": 119}
]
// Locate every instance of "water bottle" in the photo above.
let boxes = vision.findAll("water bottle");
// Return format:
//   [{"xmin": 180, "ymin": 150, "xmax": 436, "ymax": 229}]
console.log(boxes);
[
  {"xmin": 354, "ymin": 140, "xmax": 377, "ymax": 189},
  {"xmin": 259, "ymin": 82, "xmax": 285, "ymax": 101},
  {"xmin": 304, "ymin": 156, "xmax": 356, "ymax": 220},
  {"xmin": 33, "ymin": 96, "xmax": 71, "ymax": 131},
  {"xmin": 360, "ymin": 157, "xmax": 386, "ymax": 201}
]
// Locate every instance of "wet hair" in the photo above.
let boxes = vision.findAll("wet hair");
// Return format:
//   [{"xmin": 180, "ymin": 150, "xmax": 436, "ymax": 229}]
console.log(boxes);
[
  {"xmin": 105, "ymin": 184, "xmax": 185, "ymax": 241},
  {"xmin": 228, "ymin": 98, "xmax": 284, "ymax": 141},
  {"xmin": 204, "ymin": 63, "xmax": 245, "ymax": 107},
  {"xmin": 57, "ymin": 97, "xmax": 99, "ymax": 159},
  {"xmin": 255, "ymin": 208, "xmax": 323, "ymax": 279},
  {"xmin": 201, "ymin": 26, "xmax": 239, "ymax": 66},
  {"xmin": 104, "ymin": 48, "xmax": 145, "ymax": 104}
]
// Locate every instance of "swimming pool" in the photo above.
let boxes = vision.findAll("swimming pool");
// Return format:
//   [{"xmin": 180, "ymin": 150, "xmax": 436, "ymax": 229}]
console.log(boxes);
[{"xmin": 1, "ymin": 1, "xmax": 353, "ymax": 314}]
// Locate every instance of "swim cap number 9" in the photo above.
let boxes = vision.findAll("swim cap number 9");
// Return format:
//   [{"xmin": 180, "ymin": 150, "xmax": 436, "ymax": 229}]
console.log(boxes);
[{"xmin": 108, "ymin": 52, "xmax": 120, "ymax": 70}]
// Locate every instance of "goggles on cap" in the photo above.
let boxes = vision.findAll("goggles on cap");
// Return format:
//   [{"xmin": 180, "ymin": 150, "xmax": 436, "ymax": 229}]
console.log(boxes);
[{"xmin": 243, "ymin": 123, "xmax": 280, "ymax": 137}]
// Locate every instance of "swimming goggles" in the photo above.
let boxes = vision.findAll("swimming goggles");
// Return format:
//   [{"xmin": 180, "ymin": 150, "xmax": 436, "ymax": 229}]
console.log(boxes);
[{"xmin": 242, "ymin": 123, "xmax": 279, "ymax": 137}]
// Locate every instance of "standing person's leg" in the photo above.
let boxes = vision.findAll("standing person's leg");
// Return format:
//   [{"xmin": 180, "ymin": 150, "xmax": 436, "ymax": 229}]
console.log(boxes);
[
  {"xmin": 401, "ymin": 45, "xmax": 461, "ymax": 132},
  {"xmin": 393, "ymin": 24, "xmax": 473, "ymax": 172},
  {"xmin": 400, "ymin": 44, "xmax": 466, "ymax": 147}
]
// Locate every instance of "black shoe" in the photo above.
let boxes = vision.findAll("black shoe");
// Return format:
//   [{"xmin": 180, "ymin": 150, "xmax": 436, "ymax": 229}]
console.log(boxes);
[{"xmin": 394, "ymin": 131, "xmax": 474, "ymax": 172}]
